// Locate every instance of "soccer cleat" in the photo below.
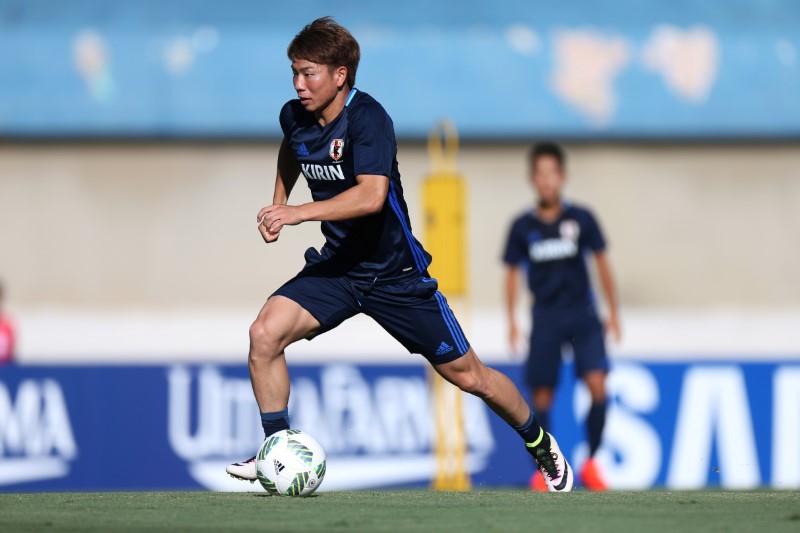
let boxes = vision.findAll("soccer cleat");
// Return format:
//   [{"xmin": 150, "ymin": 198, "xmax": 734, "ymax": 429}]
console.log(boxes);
[
  {"xmin": 529, "ymin": 471, "xmax": 549, "ymax": 492},
  {"xmin": 226, "ymin": 455, "xmax": 257, "ymax": 483},
  {"xmin": 580, "ymin": 458, "xmax": 608, "ymax": 491},
  {"xmin": 526, "ymin": 431, "xmax": 574, "ymax": 492}
]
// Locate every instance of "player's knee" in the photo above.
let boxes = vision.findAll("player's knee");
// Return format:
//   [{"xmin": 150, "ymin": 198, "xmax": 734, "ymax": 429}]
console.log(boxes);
[
  {"xmin": 589, "ymin": 391, "xmax": 606, "ymax": 404},
  {"xmin": 248, "ymin": 320, "xmax": 266, "ymax": 345},
  {"xmin": 533, "ymin": 389, "xmax": 555, "ymax": 411},
  {"xmin": 437, "ymin": 356, "xmax": 492, "ymax": 398},
  {"xmin": 248, "ymin": 319, "xmax": 284, "ymax": 359},
  {"xmin": 583, "ymin": 373, "xmax": 607, "ymax": 403},
  {"xmin": 452, "ymin": 371, "xmax": 489, "ymax": 398}
]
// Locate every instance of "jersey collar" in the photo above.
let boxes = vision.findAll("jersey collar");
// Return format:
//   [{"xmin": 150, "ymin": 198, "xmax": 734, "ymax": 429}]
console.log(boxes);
[
  {"xmin": 345, "ymin": 88, "xmax": 358, "ymax": 106},
  {"xmin": 532, "ymin": 199, "xmax": 571, "ymax": 221}
]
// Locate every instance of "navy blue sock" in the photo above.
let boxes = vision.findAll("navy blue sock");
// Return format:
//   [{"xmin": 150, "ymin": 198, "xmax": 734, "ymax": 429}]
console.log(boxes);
[
  {"xmin": 513, "ymin": 411, "xmax": 543, "ymax": 445},
  {"xmin": 587, "ymin": 401, "xmax": 606, "ymax": 456},
  {"xmin": 261, "ymin": 409, "xmax": 290, "ymax": 439},
  {"xmin": 536, "ymin": 409, "xmax": 550, "ymax": 434}
]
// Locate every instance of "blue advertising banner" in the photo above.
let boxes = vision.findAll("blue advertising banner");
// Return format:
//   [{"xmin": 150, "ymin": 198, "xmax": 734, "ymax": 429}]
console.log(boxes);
[
  {"xmin": 1, "ymin": 361, "xmax": 799, "ymax": 492},
  {"xmin": 1, "ymin": 0, "xmax": 799, "ymax": 138}
]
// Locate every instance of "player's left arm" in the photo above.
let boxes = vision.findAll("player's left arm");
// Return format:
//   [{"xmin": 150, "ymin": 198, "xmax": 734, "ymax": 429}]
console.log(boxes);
[
  {"xmin": 260, "ymin": 174, "xmax": 388, "ymax": 232},
  {"xmin": 594, "ymin": 251, "xmax": 622, "ymax": 343}
]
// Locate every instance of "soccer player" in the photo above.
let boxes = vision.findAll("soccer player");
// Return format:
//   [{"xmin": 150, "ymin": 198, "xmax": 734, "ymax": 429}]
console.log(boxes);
[
  {"xmin": 226, "ymin": 17, "xmax": 574, "ymax": 492},
  {"xmin": 503, "ymin": 142, "xmax": 620, "ymax": 491}
]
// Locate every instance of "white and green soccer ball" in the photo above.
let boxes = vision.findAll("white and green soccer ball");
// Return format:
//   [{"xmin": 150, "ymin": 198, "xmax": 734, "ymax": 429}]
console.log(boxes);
[{"xmin": 255, "ymin": 429, "xmax": 326, "ymax": 496}]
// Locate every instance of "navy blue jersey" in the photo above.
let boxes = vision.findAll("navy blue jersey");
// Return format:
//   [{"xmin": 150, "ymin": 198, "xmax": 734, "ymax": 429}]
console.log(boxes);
[
  {"xmin": 503, "ymin": 203, "xmax": 606, "ymax": 310},
  {"xmin": 279, "ymin": 89, "xmax": 431, "ymax": 281}
]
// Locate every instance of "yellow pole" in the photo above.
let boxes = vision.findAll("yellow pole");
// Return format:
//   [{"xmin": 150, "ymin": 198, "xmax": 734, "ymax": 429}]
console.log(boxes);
[{"xmin": 423, "ymin": 119, "xmax": 471, "ymax": 491}]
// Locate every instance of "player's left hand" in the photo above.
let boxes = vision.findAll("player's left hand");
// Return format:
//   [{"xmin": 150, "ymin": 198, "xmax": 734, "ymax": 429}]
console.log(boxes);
[
  {"xmin": 604, "ymin": 314, "xmax": 622, "ymax": 344},
  {"xmin": 257, "ymin": 219, "xmax": 281, "ymax": 243},
  {"xmin": 258, "ymin": 204, "xmax": 305, "ymax": 235},
  {"xmin": 508, "ymin": 321, "xmax": 525, "ymax": 359}
]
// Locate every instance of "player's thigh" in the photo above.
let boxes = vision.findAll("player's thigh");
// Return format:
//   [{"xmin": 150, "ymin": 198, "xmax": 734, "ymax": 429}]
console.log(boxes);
[
  {"xmin": 270, "ymin": 270, "xmax": 361, "ymax": 339},
  {"xmin": 251, "ymin": 295, "xmax": 322, "ymax": 351},
  {"xmin": 525, "ymin": 314, "xmax": 564, "ymax": 390},
  {"xmin": 569, "ymin": 312, "xmax": 609, "ymax": 379},
  {"xmin": 362, "ymin": 279, "xmax": 469, "ymax": 365}
]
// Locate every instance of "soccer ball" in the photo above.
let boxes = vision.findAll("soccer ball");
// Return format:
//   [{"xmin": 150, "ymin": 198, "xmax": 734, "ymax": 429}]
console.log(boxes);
[{"xmin": 255, "ymin": 429, "xmax": 326, "ymax": 496}]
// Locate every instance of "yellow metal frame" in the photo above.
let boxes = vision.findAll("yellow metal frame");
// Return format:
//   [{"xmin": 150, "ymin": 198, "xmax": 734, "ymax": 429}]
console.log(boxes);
[
  {"xmin": 423, "ymin": 119, "xmax": 471, "ymax": 491},
  {"xmin": 422, "ymin": 119, "xmax": 467, "ymax": 296}
]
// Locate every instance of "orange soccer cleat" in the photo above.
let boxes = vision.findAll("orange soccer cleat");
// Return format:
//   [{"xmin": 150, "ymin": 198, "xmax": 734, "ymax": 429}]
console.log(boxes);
[
  {"xmin": 529, "ymin": 471, "xmax": 549, "ymax": 492},
  {"xmin": 580, "ymin": 458, "xmax": 608, "ymax": 491}
]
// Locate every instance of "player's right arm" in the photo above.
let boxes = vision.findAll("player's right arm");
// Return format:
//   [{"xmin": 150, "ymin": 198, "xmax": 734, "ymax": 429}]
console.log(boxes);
[
  {"xmin": 258, "ymin": 137, "xmax": 300, "ymax": 243},
  {"xmin": 505, "ymin": 264, "xmax": 522, "ymax": 353},
  {"xmin": 502, "ymin": 217, "xmax": 527, "ymax": 355}
]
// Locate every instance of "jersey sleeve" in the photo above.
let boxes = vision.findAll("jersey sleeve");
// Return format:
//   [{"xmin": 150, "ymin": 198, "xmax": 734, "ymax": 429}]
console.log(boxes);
[
  {"xmin": 502, "ymin": 218, "xmax": 528, "ymax": 266},
  {"xmin": 349, "ymin": 104, "xmax": 396, "ymax": 177},
  {"xmin": 582, "ymin": 209, "xmax": 607, "ymax": 252},
  {"xmin": 279, "ymin": 101, "xmax": 295, "ymax": 137}
]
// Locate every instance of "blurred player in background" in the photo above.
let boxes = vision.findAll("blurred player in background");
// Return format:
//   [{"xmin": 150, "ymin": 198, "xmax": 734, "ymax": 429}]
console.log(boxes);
[
  {"xmin": 0, "ymin": 281, "xmax": 16, "ymax": 365},
  {"xmin": 503, "ymin": 142, "xmax": 620, "ymax": 491},
  {"xmin": 226, "ymin": 17, "xmax": 575, "ymax": 491}
]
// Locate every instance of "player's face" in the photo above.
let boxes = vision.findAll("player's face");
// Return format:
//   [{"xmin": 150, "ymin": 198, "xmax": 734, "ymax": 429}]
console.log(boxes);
[
  {"xmin": 530, "ymin": 155, "xmax": 565, "ymax": 208},
  {"xmin": 291, "ymin": 59, "xmax": 345, "ymax": 114}
]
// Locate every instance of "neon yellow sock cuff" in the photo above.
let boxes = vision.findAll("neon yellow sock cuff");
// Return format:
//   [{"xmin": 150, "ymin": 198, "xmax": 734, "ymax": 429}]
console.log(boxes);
[{"xmin": 525, "ymin": 427, "xmax": 544, "ymax": 448}]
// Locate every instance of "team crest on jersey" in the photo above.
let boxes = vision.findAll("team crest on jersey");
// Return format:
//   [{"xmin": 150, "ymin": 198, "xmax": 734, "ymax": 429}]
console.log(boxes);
[
  {"xmin": 560, "ymin": 219, "xmax": 580, "ymax": 241},
  {"xmin": 329, "ymin": 139, "xmax": 344, "ymax": 161}
]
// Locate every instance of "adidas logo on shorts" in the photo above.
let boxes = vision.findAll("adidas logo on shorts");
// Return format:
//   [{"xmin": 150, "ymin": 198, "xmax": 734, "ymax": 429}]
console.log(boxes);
[{"xmin": 435, "ymin": 342, "xmax": 454, "ymax": 356}]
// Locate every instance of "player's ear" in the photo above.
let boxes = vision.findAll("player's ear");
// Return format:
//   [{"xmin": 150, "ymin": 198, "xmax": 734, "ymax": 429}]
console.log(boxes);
[{"xmin": 335, "ymin": 65, "xmax": 348, "ymax": 89}]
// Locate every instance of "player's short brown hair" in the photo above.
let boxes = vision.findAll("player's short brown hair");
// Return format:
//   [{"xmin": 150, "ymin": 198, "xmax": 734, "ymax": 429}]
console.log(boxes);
[{"xmin": 287, "ymin": 17, "xmax": 360, "ymax": 89}]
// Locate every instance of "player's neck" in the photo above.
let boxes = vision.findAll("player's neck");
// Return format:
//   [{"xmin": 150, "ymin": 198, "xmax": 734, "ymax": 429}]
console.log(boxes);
[
  {"xmin": 315, "ymin": 86, "xmax": 351, "ymax": 126},
  {"xmin": 536, "ymin": 200, "xmax": 563, "ymax": 222}
]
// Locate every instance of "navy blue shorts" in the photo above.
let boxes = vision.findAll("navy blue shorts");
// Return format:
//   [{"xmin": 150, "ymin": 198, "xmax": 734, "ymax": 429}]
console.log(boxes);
[
  {"xmin": 272, "ymin": 249, "xmax": 470, "ymax": 365},
  {"xmin": 525, "ymin": 305, "xmax": 608, "ymax": 389}
]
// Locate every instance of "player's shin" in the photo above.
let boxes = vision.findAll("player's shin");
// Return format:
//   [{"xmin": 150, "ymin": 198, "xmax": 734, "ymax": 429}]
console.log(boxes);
[{"xmin": 587, "ymin": 401, "xmax": 606, "ymax": 457}]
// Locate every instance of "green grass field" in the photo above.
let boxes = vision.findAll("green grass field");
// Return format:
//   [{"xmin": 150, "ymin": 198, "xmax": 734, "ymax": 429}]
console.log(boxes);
[{"xmin": 1, "ymin": 490, "xmax": 799, "ymax": 532}]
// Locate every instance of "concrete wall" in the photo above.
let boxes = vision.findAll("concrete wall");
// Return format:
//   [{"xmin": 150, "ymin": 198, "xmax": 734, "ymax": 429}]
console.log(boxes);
[{"xmin": 1, "ymin": 142, "xmax": 799, "ymax": 314}]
